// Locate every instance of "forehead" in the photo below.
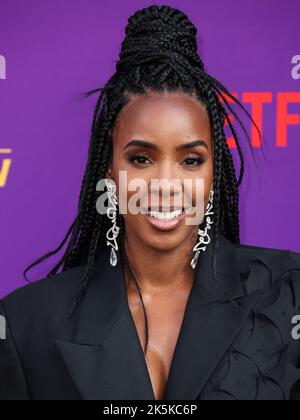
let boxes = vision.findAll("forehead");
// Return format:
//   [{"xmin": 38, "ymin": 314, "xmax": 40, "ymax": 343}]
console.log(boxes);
[{"xmin": 113, "ymin": 92, "xmax": 211, "ymax": 144}]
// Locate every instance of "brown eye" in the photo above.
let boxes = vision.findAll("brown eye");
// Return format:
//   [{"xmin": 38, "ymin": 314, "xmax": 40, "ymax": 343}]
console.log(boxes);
[
  {"xmin": 182, "ymin": 156, "xmax": 205, "ymax": 166},
  {"xmin": 128, "ymin": 153, "xmax": 151, "ymax": 166}
]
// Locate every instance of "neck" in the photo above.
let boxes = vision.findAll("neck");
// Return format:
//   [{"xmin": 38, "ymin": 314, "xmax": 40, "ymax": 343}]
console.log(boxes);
[{"xmin": 123, "ymin": 229, "xmax": 198, "ymax": 294}]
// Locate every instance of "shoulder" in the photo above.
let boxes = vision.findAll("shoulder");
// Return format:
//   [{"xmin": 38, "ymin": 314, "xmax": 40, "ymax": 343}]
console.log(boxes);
[
  {"xmin": 232, "ymin": 242, "xmax": 300, "ymax": 337},
  {"xmin": 233, "ymin": 241, "xmax": 300, "ymax": 294},
  {"xmin": 0, "ymin": 263, "xmax": 86, "ymax": 331},
  {"xmin": 212, "ymin": 241, "xmax": 300, "ymax": 400},
  {"xmin": 235, "ymin": 241, "xmax": 300, "ymax": 269},
  {"xmin": 232, "ymin": 241, "xmax": 300, "ymax": 349}
]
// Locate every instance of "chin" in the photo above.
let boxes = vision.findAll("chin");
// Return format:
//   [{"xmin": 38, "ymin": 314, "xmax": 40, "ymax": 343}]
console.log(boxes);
[{"xmin": 141, "ymin": 229, "xmax": 190, "ymax": 253}]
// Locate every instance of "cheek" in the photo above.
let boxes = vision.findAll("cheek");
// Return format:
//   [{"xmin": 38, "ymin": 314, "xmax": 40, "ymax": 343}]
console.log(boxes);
[
  {"xmin": 114, "ymin": 172, "xmax": 149, "ymax": 214},
  {"xmin": 190, "ymin": 163, "xmax": 213, "ymax": 204},
  {"xmin": 112, "ymin": 154, "xmax": 148, "ymax": 190},
  {"xmin": 111, "ymin": 154, "xmax": 137, "ymax": 196}
]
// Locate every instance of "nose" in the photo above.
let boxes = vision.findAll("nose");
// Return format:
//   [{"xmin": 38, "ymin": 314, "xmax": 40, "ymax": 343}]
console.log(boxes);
[{"xmin": 148, "ymin": 160, "xmax": 183, "ymax": 203}]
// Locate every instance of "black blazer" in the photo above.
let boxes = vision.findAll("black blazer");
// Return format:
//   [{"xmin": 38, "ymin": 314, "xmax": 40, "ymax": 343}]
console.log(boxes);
[{"xmin": 1, "ymin": 234, "xmax": 300, "ymax": 400}]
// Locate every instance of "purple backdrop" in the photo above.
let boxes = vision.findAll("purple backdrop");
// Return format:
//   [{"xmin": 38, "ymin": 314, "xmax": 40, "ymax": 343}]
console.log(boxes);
[{"xmin": 0, "ymin": 0, "xmax": 299, "ymax": 298}]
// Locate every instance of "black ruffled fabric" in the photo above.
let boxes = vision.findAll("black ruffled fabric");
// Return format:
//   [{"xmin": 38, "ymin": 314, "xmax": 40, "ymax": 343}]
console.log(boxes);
[{"xmin": 200, "ymin": 247, "xmax": 300, "ymax": 400}]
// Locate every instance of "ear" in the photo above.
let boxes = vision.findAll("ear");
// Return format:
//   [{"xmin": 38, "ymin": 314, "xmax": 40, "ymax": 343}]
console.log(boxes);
[{"xmin": 105, "ymin": 163, "xmax": 113, "ymax": 180}]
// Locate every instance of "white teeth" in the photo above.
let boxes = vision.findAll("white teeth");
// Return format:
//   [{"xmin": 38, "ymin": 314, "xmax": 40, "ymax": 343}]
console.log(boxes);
[{"xmin": 148, "ymin": 209, "xmax": 183, "ymax": 220}]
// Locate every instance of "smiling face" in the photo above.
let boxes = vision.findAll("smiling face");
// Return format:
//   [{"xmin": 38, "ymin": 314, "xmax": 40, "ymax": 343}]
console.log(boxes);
[{"xmin": 107, "ymin": 91, "xmax": 214, "ymax": 253}]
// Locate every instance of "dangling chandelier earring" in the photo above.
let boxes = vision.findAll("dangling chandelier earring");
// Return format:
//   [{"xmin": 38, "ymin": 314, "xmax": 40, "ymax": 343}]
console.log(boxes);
[
  {"xmin": 105, "ymin": 178, "xmax": 120, "ymax": 267},
  {"xmin": 190, "ymin": 190, "xmax": 214, "ymax": 270}
]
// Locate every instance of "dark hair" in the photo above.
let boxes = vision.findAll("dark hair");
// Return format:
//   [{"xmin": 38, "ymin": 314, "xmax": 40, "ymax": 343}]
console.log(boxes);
[{"xmin": 24, "ymin": 5, "xmax": 260, "ymax": 352}]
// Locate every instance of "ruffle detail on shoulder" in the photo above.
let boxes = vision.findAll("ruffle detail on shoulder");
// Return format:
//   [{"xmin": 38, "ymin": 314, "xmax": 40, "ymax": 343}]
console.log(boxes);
[{"xmin": 202, "ymin": 247, "xmax": 300, "ymax": 400}]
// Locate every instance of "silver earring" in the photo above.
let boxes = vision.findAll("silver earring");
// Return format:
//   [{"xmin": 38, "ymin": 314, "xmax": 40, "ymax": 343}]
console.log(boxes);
[
  {"xmin": 105, "ymin": 179, "xmax": 120, "ymax": 267},
  {"xmin": 190, "ymin": 190, "xmax": 214, "ymax": 270}
]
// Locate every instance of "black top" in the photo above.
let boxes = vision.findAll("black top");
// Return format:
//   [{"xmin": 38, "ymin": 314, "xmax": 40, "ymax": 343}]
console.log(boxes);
[{"xmin": 1, "ymin": 234, "xmax": 300, "ymax": 400}]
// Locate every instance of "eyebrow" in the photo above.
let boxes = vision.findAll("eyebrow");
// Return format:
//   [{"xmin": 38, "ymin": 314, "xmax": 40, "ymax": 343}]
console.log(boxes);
[{"xmin": 124, "ymin": 139, "xmax": 208, "ymax": 151}]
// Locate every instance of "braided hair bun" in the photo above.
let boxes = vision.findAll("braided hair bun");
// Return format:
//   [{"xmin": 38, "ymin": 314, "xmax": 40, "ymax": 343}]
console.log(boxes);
[{"xmin": 116, "ymin": 5, "xmax": 205, "ymax": 75}]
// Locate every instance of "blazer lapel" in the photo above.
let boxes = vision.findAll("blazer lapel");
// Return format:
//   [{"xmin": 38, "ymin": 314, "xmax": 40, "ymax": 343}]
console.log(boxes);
[
  {"xmin": 55, "ymin": 247, "xmax": 155, "ymax": 400},
  {"xmin": 55, "ymin": 234, "xmax": 264, "ymax": 400},
  {"xmin": 164, "ymin": 235, "xmax": 264, "ymax": 400}
]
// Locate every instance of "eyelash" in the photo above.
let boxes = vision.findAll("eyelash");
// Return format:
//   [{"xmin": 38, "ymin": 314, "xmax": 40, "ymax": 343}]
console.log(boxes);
[{"xmin": 127, "ymin": 153, "xmax": 205, "ymax": 167}]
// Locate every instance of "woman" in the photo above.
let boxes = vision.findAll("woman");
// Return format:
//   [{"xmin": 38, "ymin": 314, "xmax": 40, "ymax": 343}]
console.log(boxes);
[{"xmin": 1, "ymin": 5, "xmax": 300, "ymax": 401}]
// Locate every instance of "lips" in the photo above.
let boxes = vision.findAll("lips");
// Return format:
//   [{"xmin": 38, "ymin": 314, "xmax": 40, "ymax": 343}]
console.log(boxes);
[
  {"xmin": 143, "ymin": 206, "xmax": 184, "ymax": 213},
  {"xmin": 144, "ymin": 208, "xmax": 186, "ymax": 231}
]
